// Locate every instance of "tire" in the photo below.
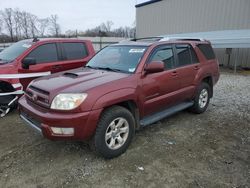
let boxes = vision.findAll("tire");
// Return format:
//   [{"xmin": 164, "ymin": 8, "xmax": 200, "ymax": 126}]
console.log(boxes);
[
  {"xmin": 93, "ymin": 106, "xmax": 135, "ymax": 159},
  {"xmin": 190, "ymin": 82, "xmax": 211, "ymax": 114}
]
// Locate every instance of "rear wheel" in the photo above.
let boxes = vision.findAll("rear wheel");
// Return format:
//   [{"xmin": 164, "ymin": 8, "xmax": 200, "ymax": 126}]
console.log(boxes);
[
  {"xmin": 190, "ymin": 82, "xmax": 211, "ymax": 114},
  {"xmin": 93, "ymin": 106, "xmax": 135, "ymax": 159}
]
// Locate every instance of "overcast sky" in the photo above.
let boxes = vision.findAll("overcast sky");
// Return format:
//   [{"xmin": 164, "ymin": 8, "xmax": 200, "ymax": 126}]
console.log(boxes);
[{"xmin": 0, "ymin": 0, "xmax": 148, "ymax": 32}]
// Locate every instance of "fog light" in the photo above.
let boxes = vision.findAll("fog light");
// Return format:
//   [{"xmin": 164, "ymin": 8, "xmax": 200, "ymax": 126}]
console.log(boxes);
[{"xmin": 51, "ymin": 127, "xmax": 74, "ymax": 135}]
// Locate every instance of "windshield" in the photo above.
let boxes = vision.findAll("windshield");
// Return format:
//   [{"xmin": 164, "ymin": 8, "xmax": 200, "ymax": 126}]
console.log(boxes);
[
  {"xmin": 0, "ymin": 40, "xmax": 33, "ymax": 62},
  {"xmin": 86, "ymin": 45, "xmax": 147, "ymax": 73}
]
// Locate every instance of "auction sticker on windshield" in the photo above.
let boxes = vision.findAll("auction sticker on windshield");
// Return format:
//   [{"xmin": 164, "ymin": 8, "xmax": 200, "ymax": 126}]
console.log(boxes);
[
  {"xmin": 129, "ymin": 49, "xmax": 145, "ymax": 53},
  {"xmin": 22, "ymin": 44, "xmax": 32, "ymax": 48}
]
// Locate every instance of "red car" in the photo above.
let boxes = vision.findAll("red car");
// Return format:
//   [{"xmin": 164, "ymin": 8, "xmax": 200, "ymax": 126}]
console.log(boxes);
[
  {"xmin": 19, "ymin": 37, "xmax": 220, "ymax": 158},
  {"xmin": 0, "ymin": 38, "xmax": 95, "ymax": 117}
]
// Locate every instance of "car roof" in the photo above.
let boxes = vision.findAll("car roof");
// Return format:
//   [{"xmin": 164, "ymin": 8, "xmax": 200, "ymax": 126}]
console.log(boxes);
[{"xmin": 21, "ymin": 38, "xmax": 88, "ymax": 43}]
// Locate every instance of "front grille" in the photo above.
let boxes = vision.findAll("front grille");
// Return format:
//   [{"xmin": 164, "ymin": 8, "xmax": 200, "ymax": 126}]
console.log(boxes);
[
  {"xmin": 26, "ymin": 85, "xmax": 50, "ymax": 108},
  {"xmin": 26, "ymin": 91, "xmax": 33, "ymax": 97},
  {"xmin": 21, "ymin": 112, "xmax": 42, "ymax": 129}
]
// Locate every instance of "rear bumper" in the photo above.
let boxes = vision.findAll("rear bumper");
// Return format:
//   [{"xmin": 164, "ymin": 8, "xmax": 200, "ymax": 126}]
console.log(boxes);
[{"xmin": 18, "ymin": 96, "xmax": 102, "ymax": 141}]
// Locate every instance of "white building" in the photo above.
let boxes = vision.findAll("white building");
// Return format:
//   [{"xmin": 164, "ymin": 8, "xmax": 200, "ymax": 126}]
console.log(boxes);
[{"xmin": 136, "ymin": 0, "xmax": 250, "ymax": 68}]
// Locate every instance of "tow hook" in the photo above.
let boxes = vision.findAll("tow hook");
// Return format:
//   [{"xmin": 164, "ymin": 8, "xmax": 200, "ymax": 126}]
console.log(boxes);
[{"xmin": 0, "ymin": 96, "xmax": 18, "ymax": 118}]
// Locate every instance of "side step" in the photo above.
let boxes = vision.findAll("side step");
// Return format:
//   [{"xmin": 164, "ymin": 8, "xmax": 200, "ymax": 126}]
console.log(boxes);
[{"xmin": 140, "ymin": 101, "xmax": 194, "ymax": 127}]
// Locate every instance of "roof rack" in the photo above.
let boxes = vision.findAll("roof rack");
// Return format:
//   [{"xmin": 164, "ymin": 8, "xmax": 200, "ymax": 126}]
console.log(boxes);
[
  {"xmin": 126, "ymin": 36, "xmax": 206, "ymax": 44},
  {"xmin": 160, "ymin": 36, "xmax": 205, "ymax": 42},
  {"xmin": 130, "ymin": 37, "xmax": 164, "ymax": 42}
]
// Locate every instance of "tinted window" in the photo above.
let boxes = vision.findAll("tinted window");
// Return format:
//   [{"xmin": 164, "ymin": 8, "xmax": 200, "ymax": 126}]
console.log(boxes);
[
  {"xmin": 27, "ymin": 43, "xmax": 58, "ymax": 63},
  {"xmin": 151, "ymin": 47, "xmax": 174, "ymax": 69},
  {"xmin": 197, "ymin": 44, "xmax": 215, "ymax": 60},
  {"xmin": 63, "ymin": 43, "xmax": 88, "ymax": 60},
  {"xmin": 190, "ymin": 47, "xmax": 199, "ymax": 63},
  {"xmin": 176, "ymin": 45, "xmax": 192, "ymax": 67}
]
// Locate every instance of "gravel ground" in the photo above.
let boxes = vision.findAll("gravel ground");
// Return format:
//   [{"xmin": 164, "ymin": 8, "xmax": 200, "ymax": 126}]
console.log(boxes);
[{"xmin": 0, "ymin": 71, "xmax": 249, "ymax": 188}]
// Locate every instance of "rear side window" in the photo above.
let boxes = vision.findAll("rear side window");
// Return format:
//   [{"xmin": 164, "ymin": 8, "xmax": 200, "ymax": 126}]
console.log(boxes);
[
  {"xmin": 197, "ymin": 44, "xmax": 215, "ymax": 60},
  {"xmin": 190, "ymin": 47, "xmax": 199, "ymax": 63},
  {"xmin": 176, "ymin": 45, "xmax": 192, "ymax": 67},
  {"xmin": 26, "ymin": 43, "xmax": 58, "ymax": 64},
  {"xmin": 62, "ymin": 43, "xmax": 88, "ymax": 60},
  {"xmin": 176, "ymin": 45, "xmax": 199, "ymax": 67},
  {"xmin": 151, "ymin": 46, "xmax": 174, "ymax": 69}
]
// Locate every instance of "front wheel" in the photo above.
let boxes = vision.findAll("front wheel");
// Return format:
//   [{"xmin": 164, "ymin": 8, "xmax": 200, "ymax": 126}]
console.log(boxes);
[
  {"xmin": 190, "ymin": 82, "xmax": 211, "ymax": 114},
  {"xmin": 93, "ymin": 106, "xmax": 135, "ymax": 159}
]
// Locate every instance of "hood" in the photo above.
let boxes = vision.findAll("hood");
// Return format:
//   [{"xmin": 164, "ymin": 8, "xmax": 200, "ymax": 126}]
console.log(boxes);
[{"xmin": 31, "ymin": 68, "xmax": 130, "ymax": 94}]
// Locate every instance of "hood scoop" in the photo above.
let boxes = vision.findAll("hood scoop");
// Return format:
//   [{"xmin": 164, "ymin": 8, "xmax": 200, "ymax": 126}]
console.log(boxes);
[{"xmin": 63, "ymin": 72, "xmax": 79, "ymax": 78}]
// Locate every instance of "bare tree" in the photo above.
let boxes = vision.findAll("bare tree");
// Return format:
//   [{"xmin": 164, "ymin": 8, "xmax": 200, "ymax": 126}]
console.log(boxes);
[
  {"xmin": 1, "ymin": 8, "xmax": 15, "ymax": 41},
  {"xmin": 37, "ymin": 18, "xmax": 49, "ymax": 37},
  {"xmin": 20, "ymin": 11, "xmax": 30, "ymax": 38},
  {"xmin": 65, "ymin": 29, "xmax": 78, "ymax": 37},
  {"xmin": 49, "ymin": 14, "xmax": 61, "ymax": 37},
  {"xmin": 81, "ymin": 20, "xmax": 135, "ymax": 38},
  {"xmin": 29, "ymin": 14, "xmax": 38, "ymax": 38},
  {"xmin": 13, "ymin": 9, "xmax": 22, "ymax": 40},
  {"xmin": 0, "ymin": 18, "xmax": 3, "ymax": 34},
  {"xmin": 0, "ymin": 8, "xmax": 55, "ymax": 41},
  {"xmin": 100, "ymin": 21, "xmax": 113, "ymax": 33}
]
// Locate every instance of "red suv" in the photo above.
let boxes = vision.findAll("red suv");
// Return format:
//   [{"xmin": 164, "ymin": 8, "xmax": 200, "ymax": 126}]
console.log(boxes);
[
  {"xmin": 19, "ymin": 37, "xmax": 220, "ymax": 158},
  {"xmin": 0, "ymin": 38, "xmax": 95, "ymax": 117}
]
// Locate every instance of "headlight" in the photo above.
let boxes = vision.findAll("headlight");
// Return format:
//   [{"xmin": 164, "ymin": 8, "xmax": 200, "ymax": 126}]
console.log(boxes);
[{"xmin": 51, "ymin": 93, "xmax": 87, "ymax": 110}]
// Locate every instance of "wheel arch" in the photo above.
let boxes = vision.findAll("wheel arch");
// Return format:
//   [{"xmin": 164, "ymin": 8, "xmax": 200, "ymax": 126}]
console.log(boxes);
[
  {"xmin": 201, "ymin": 76, "xmax": 213, "ymax": 98},
  {"xmin": 92, "ymin": 89, "xmax": 140, "ymax": 130}
]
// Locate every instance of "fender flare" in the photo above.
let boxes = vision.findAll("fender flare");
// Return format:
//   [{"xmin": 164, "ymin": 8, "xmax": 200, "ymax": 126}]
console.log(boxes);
[
  {"xmin": 194, "ymin": 73, "xmax": 213, "ymax": 98},
  {"xmin": 92, "ymin": 88, "xmax": 138, "ymax": 110}
]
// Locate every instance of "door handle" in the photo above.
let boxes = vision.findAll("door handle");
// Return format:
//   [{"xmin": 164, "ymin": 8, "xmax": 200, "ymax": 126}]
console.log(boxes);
[
  {"xmin": 171, "ymin": 71, "xmax": 177, "ymax": 77},
  {"xmin": 194, "ymin": 65, "xmax": 200, "ymax": 70}
]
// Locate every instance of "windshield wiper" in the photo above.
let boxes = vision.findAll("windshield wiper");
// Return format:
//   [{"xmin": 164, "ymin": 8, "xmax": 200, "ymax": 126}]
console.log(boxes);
[
  {"xmin": 85, "ymin": 65, "xmax": 129, "ymax": 73},
  {"xmin": 97, "ymin": 67, "xmax": 123, "ymax": 72},
  {"xmin": 84, "ymin": 65, "xmax": 100, "ymax": 70}
]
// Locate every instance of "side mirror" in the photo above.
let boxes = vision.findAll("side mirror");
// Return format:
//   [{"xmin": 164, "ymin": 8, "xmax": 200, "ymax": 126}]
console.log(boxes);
[
  {"xmin": 22, "ymin": 57, "xmax": 36, "ymax": 69},
  {"xmin": 145, "ymin": 61, "xmax": 164, "ymax": 74}
]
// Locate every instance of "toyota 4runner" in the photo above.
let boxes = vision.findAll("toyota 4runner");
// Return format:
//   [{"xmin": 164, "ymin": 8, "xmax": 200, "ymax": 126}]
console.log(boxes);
[{"xmin": 19, "ymin": 37, "xmax": 220, "ymax": 158}]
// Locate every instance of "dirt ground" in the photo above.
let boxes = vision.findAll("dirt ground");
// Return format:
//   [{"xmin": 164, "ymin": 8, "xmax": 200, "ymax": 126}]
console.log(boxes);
[{"xmin": 0, "ymin": 71, "xmax": 249, "ymax": 188}]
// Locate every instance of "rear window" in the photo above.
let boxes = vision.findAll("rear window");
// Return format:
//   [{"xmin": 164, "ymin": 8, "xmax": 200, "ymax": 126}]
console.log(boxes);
[
  {"xmin": 197, "ymin": 44, "xmax": 215, "ymax": 60},
  {"xmin": 62, "ymin": 42, "xmax": 88, "ymax": 60}
]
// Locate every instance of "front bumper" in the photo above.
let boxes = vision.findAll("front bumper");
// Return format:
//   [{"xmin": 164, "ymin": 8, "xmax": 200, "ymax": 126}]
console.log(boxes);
[{"xmin": 18, "ymin": 96, "xmax": 102, "ymax": 141}]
